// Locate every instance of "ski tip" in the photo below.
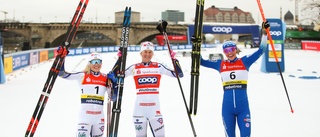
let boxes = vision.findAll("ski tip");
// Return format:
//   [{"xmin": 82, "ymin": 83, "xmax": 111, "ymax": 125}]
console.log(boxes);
[{"xmin": 291, "ymin": 109, "xmax": 294, "ymax": 113}]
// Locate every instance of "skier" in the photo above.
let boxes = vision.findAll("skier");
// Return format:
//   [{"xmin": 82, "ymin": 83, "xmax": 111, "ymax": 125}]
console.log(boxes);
[
  {"xmin": 58, "ymin": 51, "xmax": 116, "ymax": 137},
  {"xmin": 200, "ymin": 21, "xmax": 270, "ymax": 137},
  {"xmin": 112, "ymin": 41, "xmax": 183, "ymax": 137}
]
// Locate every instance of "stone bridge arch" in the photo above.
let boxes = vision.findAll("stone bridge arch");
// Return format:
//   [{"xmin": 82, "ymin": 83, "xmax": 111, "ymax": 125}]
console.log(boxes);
[{"xmin": 0, "ymin": 22, "xmax": 188, "ymax": 48}]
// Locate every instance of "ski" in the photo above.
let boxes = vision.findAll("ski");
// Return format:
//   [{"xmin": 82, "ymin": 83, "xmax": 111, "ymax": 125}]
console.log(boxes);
[
  {"xmin": 189, "ymin": 0, "xmax": 205, "ymax": 116},
  {"xmin": 108, "ymin": 6, "xmax": 131, "ymax": 137},
  {"xmin": 25, "ymin": 0, "xmax": 89, "ymax": 137}
]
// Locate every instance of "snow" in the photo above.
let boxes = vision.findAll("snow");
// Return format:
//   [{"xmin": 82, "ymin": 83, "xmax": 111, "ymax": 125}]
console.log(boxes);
[{"xmin": 0, "ymin": 46, "xmax": 320, "ymax": 137}]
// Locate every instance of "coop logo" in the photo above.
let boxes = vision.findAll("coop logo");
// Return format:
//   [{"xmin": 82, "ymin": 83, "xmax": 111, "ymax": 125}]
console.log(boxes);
[
  {"xmin": 138, "ymin": 77, "xmax": 158, "ymax": 84},
  {"xmin": 269, "ymin": 31, "xmax": 282, "ymax": 36},
  {"xmin": 212, "ymin": 27, "xmax": 233, "ymax": 33}
]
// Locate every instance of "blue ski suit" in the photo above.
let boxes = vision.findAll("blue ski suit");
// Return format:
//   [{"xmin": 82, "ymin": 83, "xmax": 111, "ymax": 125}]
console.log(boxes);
[{"xmin": 200, "ymin": 35, "xmax": 267, "ymax": 137}]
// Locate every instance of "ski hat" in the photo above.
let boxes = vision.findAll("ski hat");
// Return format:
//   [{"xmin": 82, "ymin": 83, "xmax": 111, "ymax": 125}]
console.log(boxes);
[
  {"xmin": 88, "ymin": 52, "xmax": 102, "ymax": 62},
  {"xmin": 140, "ymin": 41, "xmax": 154, "ymax": 52},
  {"xmin": 222, "ymin": 41, "xmax": 237, "ymax": 49}
]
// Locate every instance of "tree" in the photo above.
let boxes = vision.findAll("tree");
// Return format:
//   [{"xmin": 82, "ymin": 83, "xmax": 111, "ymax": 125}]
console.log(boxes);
[
  {"xmin": 297, "ymin": 0, "xmax": 320, "ymax": 24},
  {"xmin": 290, "ymin": 0, "xmax": 319, "ymax": 31},
  {"xmin": 303, "ymin": 0, "xmax": 320, "ymax": 31}
]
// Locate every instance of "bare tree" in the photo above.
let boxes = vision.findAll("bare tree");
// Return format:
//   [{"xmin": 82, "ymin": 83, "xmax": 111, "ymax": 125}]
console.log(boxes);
[
  {"xmin": 290, "ymin": 0, "xmax": 319, "ymax": 31},
  {"xmin": 302, "ymin": 0, "xmax": 320, "ymax": 23}
]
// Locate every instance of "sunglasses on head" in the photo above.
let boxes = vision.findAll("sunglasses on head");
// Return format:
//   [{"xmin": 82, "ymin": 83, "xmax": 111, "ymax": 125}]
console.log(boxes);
[
  {"xmin": 223, "ymin": 47, "xmax": 237, "ymax": 53},
  {"xmin": 90, "ymin": 59, "xmax": 102, "ymax": 64}
]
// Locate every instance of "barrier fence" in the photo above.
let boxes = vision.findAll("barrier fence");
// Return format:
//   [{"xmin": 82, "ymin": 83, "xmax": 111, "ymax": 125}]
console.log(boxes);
[{"xmin": 2, "ymin": 44, "xmax": 216, "ymax": 75}]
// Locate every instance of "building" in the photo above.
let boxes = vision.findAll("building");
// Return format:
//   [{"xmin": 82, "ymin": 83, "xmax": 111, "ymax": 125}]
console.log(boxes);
[
  {"xmin": 203, "ymin": 5, "xmax": 255, "ymax": 24},
  {"xmin": 115, "ymin": 10, "xmax": 140, "ymax": 23},
  {"xmin": 115, "ymin": 9, "xmax": 185, "ymax": 24},
  {"xmin": 284, "ymin": 11, "xmax": 294, "ymax": 25},
  {"xmin": 161, "ymin": 10, "xmax": 184, "ymax": 23}
]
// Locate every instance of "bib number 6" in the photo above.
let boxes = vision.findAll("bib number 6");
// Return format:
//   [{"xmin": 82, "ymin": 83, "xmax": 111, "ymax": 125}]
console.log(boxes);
[{"xmin": 230, "ymin": 72, "xmax": 236, "ymax": 79}]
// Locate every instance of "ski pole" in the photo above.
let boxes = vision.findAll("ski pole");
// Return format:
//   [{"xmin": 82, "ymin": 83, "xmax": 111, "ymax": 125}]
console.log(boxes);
[
  {"xmin": 157, "ymin": 20, "xmax": 197, "ymax": 137},
  {"xmin": 256, "ymin": 0, "xmax": 294, "ymax": 113}
]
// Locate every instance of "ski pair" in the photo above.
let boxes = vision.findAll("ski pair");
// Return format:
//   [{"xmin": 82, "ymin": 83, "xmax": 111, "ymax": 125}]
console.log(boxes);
[
  {"xmin": 190, "ymin": 0, "xmax": 205, "ymax": 116},
  {"xmin": 108, "ymin": 6, "xmax": 131, "ymax": 137},
  {"xmin": 24, "ymin": 0, "xmax": 89, "ymax": 137}
]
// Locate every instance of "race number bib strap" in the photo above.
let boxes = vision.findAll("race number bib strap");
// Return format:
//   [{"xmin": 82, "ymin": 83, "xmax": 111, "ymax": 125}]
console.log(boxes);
[{"xmin": 81, "ymin": 94, "xmax": 104, "ymax": 105}]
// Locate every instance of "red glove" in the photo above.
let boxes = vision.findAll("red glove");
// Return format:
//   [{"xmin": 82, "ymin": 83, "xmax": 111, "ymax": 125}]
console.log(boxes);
[{"xmin": 57, "ymin": 46, "xmax": 68, "ymax": 55}]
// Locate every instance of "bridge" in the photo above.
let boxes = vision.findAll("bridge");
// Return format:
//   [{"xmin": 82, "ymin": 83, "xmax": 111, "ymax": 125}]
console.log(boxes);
[{"xmin": 0, "ymin": 22, "xmax": 188, "ymax": 48}]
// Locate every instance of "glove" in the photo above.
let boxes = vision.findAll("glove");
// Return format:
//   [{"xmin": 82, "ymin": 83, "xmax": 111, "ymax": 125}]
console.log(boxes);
[
  {"xmin": 107, "ymin": 72, "xmax": 118, "ymax": 102},
  {"xmin": 57, "ymin": 46, "xmax": 63, "ymax": 55},
  {"xmin": 117, "ymin": 49, "xmax": 122, "ymax": 57},
  {"xmin": 156, "ymin": 20, "xmax": 168, "ymax": 33},
  {"xmin": 261, "ymin": 21, "xmax": 270, "ymax": 36},
  {"xmin": 107, "ymin": 72, "xmax": 117, "ymax": 83},
  {"xmin": 190, "ymin": 35, "xmax": 197, "ymax": 43},
  {"xmin": 57, "ymin": 46, "xmax": 69, "ymax": 55},
  {"xmin": 170, "ymin": 50, "xmax": 176, "ymax": 60},
  {"xmin": 262, "ymin": 21, "xmax": 270, "ymax": 30}
]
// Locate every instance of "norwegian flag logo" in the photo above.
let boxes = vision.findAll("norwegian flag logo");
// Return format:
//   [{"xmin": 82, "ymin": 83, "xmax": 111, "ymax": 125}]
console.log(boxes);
[{"xmin": 156, "ymin": 110, "xmax": 161, "ymax": 115}]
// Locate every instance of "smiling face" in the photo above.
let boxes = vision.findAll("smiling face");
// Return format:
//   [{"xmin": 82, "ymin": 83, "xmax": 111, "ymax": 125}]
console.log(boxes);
[
  {"xmin": 222, "ymin": 41, "xmax": 238, "ymax": 60},
  {"xmin": 140, "ymin": 50, "xmax": 153, "ymax": 62},
  {"xmin": 87, "ymin": 52, "xmax": 103, "ymax": 73},
  {"xmin": 139, "ymin": 41, "xmax": 155, "ymax": 62},
  {"xmin": 89, "ymin": 59, "xmax": 102, "ymax": 72},
  {"xmin": 223, "ymin": 46, "xmax": 237, "ymax": 60}
]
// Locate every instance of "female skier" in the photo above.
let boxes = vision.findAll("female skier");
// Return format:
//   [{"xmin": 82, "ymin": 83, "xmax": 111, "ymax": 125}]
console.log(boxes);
[
  {"xmin": 200, "ymin": 21, "xmax": 270, "ymax": 137},
  {"xmin": 112, "ymin": 41, "xmax": 183, "ymax": 137},
  {"xmin": 58, "ymin": 52, "xmax": 116, "ymax": 137}
]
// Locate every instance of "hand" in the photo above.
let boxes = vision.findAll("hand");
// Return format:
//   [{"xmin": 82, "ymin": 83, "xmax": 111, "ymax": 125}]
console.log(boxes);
[
  {"xmin": 190, "ymin": 35, "xmax": 197, "ymax": 43},
  {"xmin": 117, "ymin": 49, "xmax": 122, "ymax": 57},
  {"xmin": 57, "ymin": 46, "xmax": 69, "ymax": 55},
  {"xmin": 57, "ymin": 46, "xmax": 63, "ymax": 55},
  {"xmin": 107, "ymin": 72, "xmax": 117, "ymax": 83},
  {"xmin": 190, "ymin": 35, "xmax": 201, "ymax": 43},
  {"xmin": 170, "ymin": 50, "xmax": 176, "ymax": 60},
  {"xmin": 262, "ymin": 21, "xmax": 270, "ymax": 30},
  {"xmin": 156, "ymin": 20, "xmax": 168, "ymax": 33}
]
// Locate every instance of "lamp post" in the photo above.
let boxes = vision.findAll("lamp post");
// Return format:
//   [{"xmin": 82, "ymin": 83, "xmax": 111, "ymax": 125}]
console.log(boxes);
[{"xmin": 0, "ymin": 11, "xmax": 8, "ymax": 22}]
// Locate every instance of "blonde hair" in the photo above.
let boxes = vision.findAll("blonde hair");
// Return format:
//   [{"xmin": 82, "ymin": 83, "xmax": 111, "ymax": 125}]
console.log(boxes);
[
  {"xmin": 236, "ymin": 48, "xmax": 241, "ymax": 55},
  {"xmin": 83, "ymin": 63, "xmax": 91, "ymax": 74}
]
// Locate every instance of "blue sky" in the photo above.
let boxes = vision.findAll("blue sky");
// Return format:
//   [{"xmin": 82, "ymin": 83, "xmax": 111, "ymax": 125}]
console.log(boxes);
[{"xmin": 1, "ymin": 0, "xmax": 296, "ymax": 24}]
